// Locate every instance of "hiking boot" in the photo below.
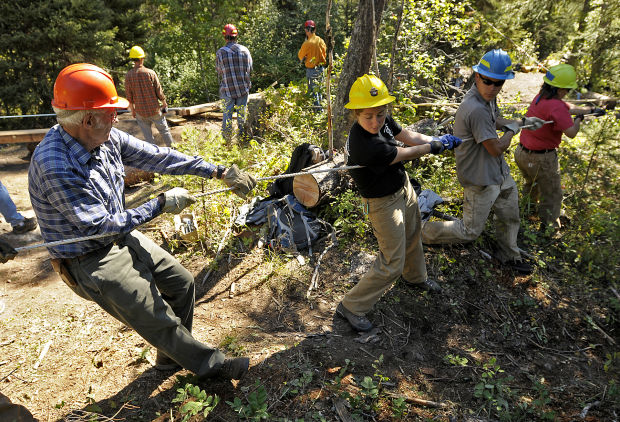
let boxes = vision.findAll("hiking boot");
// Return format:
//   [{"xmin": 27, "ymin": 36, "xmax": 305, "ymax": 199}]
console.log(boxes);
[
  {"xmin": 506, "ymin": 259, "xmax": 533, "ymax": 275},
  {"xmin": 336, "ymin": 302, "xmax": 373, "ymax": 332},
  {"xmin": 12, "ymin": 217, "xmax": 37, "ymax": 234},
  {"xmin": 154, "ymin": 351, "xmax": 181, "ymax": 371},
  {"xmin": 401, "ymin": 277, "xmax": 442, "ymax": 293},
  {"xmin": 216, "ymin": 357, "xmax": 250, "ymax": 380}
]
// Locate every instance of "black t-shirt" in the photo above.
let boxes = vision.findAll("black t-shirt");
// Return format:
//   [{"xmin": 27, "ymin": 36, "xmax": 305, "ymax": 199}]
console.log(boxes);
[{"xmin": 347, "ymin": 115, "xmax": 405, "ymax": 198}]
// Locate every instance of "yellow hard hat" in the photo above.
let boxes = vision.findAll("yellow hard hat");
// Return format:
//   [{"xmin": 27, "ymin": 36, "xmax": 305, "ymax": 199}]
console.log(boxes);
[
  {"xmin": 345, "ymin": 74, "xmax": 395, "ymax": 109},
  {"xmin": 129, "ymin": 46, "xmax": 145, "ymax": 59},
  {"xmin": 543, "ymin": 64, "xmax": 578, "ymax": 89}
]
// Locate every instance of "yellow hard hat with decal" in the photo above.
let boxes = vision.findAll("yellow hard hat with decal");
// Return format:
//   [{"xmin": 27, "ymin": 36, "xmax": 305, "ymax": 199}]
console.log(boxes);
[{"xmin": 345, "ymin": 74, "xmax": 395, "ymax": 109}]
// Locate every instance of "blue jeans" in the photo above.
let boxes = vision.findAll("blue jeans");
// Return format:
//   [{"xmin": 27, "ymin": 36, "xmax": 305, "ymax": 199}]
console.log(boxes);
[
  {"xmin": 221, "ymin": 95, "xmax": 248, "ymax": 139},
  {"xmin": 135, "ymin": 113, "xmax": 174, "ymax": 147},
  {"xmin": 306, "ymin": 66, "xmax": 324, "ymax": 108},
  {"xmin": 0, "ymin": 180, "xmax": 24, "ymax": 227}
]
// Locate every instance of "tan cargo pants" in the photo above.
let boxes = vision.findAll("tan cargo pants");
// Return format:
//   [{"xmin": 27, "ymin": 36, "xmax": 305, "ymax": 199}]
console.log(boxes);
[
  {"xmin": 342, "ymin": 177, "xmax": 427, "ymax": 315},
  {"xmin": 514, "ymin": 144, "xmax": 562, "ymax": 229},
  {"xmin": 421, "ymin": 175, "xmax": 521, "ymax": 262}
]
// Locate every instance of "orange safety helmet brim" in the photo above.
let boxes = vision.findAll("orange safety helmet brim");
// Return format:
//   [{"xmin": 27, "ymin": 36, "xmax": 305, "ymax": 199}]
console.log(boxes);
[{"xmin": 52, "ymin": 63, "xmax": 129, "ymax": 110}]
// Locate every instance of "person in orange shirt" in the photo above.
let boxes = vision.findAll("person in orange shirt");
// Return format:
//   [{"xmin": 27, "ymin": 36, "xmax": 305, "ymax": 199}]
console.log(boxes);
[{"xmin": 297, "ymin": 20, "xmax": 326, "ymax": 111}]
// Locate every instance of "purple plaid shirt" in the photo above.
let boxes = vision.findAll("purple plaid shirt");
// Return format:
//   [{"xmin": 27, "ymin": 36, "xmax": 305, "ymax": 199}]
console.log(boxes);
[
  {"xmin": 29, "ymin": 125, "xmax": 217, "ymax": 258},
  {"xmin": 216, "ymin": 41, "xmax": 252, "ymax": 98}
]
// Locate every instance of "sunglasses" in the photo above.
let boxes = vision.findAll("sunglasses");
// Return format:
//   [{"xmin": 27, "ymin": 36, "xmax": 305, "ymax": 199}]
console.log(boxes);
[{"xmin": 479, "ymin": 74, "xmax": 505, "ymax": 87}]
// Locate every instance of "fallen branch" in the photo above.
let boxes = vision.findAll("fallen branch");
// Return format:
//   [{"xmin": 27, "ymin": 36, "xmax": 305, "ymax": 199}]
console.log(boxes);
[
  {"xmin": 33, "ymin": 340, "xmax": 52, "ymax": 370},
  {"xmin": 580, "ymin": 400, "xmax": 600, "ymax": 419},
  {"xmin": 385, "ymin": 392, "xmax": 448, "ymax": 409},
  {"xmin": 201, "ymin": 210, "xmax": 236, "ymax": 285},
  {"xmin": 306, "ymin": 226, "xmax": 337, "ymax": 298}
]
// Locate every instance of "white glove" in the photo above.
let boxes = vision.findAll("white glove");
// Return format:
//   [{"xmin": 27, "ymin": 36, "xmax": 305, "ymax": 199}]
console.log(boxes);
[
  {"xmin": 522, "ymin": 116, "xmax": 546, "ymax": 130},
  {"xmin": 501, "ymin": 121, "xmax": 520, "ymax": 135},
  {"xmin": 161, "ymin": 187, "xmax": 196, "ymax": 214}
]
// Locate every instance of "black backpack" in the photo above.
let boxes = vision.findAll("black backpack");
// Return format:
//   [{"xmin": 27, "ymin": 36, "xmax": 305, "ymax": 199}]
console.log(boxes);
[
  {"xmin": 266, "ymin": 195, "xmax": 325, "ymax": 254},
  {"xmin": 268, "ymin": 143, "xmax": 325, "ymax": 197}
]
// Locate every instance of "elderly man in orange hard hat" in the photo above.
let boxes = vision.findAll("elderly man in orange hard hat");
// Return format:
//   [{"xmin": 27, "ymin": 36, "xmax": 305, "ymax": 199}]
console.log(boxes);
[{"xmin": 28, "ymin": 63, "xmax": 257, "ymax": 381}]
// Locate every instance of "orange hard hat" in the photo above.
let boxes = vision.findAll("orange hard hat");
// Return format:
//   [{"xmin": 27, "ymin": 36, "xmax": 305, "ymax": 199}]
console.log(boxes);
[
  {"xmin": 51, "ymin": 63, "xmax": 129, "ymax": 110},
  {"xmin": 222, "ymin": 24, "xmax": 238, "ymax": 37}
]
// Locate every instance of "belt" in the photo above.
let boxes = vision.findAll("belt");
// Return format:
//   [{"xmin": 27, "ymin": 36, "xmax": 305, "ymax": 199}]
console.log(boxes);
[{"xmin": 519, "ymin": 144, "xmax": 555, "ymax": 154}]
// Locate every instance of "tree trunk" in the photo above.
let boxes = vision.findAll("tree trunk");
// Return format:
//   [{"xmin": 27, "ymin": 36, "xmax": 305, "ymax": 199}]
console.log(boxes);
[
  {"xmin": 293, "ymin": 153, "xmax": 352, "ymax": 208},
  {"xmin": 333, "ymin": 0, "xmax": 387, "ymax": 149}
]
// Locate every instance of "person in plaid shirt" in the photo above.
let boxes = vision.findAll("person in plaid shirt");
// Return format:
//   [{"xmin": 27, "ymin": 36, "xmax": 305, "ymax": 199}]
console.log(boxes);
[
  {"xmin": 216, "ymin": 24, "xmax": 253, "ymax": 140},
  {"xmin": 28, "ymin": 63, "xmax": 256, "ymax": 381},
  {"xmin": 125, "ymin": 46, "xmax": 175, "ymax": 147}
]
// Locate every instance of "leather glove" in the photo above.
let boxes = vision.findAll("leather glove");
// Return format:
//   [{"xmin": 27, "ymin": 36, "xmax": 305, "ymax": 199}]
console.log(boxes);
[
  {"xmin": 501, "ymin": 121, "xmax": 520, "ymax": 135},
  {"xmin": 591, "ymin": 107, "xmax": 606, "ymax": 116},
  {"xmin": 223, "ymin": 164, "xmax": 257, "ymax": 198},
  {"xmin": 521, "ymin": 116, "xmax": 546, "ymax": 130},
  {"xmin": 0, "ymin": 240, "xmax": 17, "ymax": 263},
  {"xmin": 436, "ymin": 134, "xmax": 463, "ymax": 150},
  {"xmin": 161, "ymin": 187, "xmax": 196, "ymax": 214}
]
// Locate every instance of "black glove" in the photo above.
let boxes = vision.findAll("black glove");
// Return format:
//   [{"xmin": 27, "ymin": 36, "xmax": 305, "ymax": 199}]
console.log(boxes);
[
  {"xmin": 591, "ymin": 107, "xmax": 605, "ymax": 116},
  {"xmin": 0, "ymin": 240, "xmax": 17, "ymax": 263}
]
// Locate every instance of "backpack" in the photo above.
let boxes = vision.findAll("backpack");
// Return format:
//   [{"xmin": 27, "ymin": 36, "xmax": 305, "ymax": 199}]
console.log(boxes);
[
  {"xmin": 268, "ymin": 143, "xmax": 326, "ymax": 197},
  {"xmin": 266, "ymin": 194, "xmax": 325, "ymax": 254}
]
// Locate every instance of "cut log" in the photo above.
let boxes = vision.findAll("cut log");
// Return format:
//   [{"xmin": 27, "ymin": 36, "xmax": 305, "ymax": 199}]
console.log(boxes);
[{"xmin": 293, "ymin": 153, "xmax": 351, "ymax": 208}]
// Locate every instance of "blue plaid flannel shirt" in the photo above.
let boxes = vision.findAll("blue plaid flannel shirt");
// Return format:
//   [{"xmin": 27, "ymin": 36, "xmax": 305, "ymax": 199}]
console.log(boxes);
[
  {"xmin": 216, "ymin": 41, "xmax": 253, "ymax": 98},
  {"xmin": 28, "ymin": 125, "xmax": 217, "ymax": 258}
]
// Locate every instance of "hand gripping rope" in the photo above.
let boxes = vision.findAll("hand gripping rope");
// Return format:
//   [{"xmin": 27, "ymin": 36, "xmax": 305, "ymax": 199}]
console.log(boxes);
[{"xmin": 14, "ymin": 165, "xmax": 363, "ymax": 253}]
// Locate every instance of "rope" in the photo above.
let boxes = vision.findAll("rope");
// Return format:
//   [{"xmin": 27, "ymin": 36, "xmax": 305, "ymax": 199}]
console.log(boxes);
[{"xmin": 13, "ymin": 164, "xmax": 363, "ymax": 253}]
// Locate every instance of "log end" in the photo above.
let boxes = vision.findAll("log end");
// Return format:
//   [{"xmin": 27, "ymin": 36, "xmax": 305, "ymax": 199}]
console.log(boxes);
[{"xmin": 293, "ymin": 174, "xmax": 319, "ymax": 208}]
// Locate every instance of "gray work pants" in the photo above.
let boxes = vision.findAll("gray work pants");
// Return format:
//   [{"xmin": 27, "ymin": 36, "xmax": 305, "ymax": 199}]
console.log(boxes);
[
  {"xmin": 63, "ymin": 230, "xmax": 225, "ymax": 377},
  {"xmin": 136, "ymin": 113, "xmax": 174, "ymax": 147},
  {"xmin": 422, "ymin": 175, "xmax": 521, "ymax": 262}
]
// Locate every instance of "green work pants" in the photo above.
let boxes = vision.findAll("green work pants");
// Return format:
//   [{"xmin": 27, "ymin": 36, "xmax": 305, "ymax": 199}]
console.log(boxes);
[
  {"xmin": 63, "ymin": 230, "xmax": 225, "ymax": 378},
  {"xmin": 514, "ymin": 145, "xmax": 562, "ymax": 230},
  {"xmin": 422, "ymin": 175, "xmax": 521, "ymax": 262},
  {"xmin": 342, "ymin": 177, "xmax": 427, "ymax": 315}
]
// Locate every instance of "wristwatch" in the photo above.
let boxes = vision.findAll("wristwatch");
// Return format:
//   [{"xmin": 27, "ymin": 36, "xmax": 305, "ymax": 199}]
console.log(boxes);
[{"xmin": 216, "ymin": 165, "xmax": 226, "ymax": 179}]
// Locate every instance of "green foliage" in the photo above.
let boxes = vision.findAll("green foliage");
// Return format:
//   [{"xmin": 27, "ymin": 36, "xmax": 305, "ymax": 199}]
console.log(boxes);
[
  {"xmin": 473, "ymin": 357, "xmax": 514, "ymax": 414},
  {"xmin": 172, "ymin": 384, "xmax": 219, "ymax": 421},
  {"xmin": 220, "ymin": 334, "xmax": 246, "ymax": 357},
  {"xmin": 319, "ymin": 189, "xmax": 369, "ymax": 243},
  {"xmin": 227, "ymin": 379, "xmax": 270, "ymax": 420},
  {"xmin": 444, "ymin": 353, "xmax": 469, "ymax": 367}
]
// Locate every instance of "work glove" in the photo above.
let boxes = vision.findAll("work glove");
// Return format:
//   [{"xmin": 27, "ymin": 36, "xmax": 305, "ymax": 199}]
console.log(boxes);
[
  {"xmin": 436, "ymin": 134, "xmax": 463, "ymax": 150},
  {"xmin": 0, "ymin": 240, "xmax": 17, "ymax": 263},
  {"xmin": 501, "ymin": 121, "xmax": 521, "ymax": 135},
  {"xmin": 590, "ymin": 107, "xmax": 606, "ymax": 116},
  {"xmin": 521, "ymin": 116, "xmax": 546, "ymax": 130},
  {"xmin": 223, "ymin": 164, "xmax": 257, "ymax": 198},
  {"xmin": 161, "ymin": 187, "xmax": 196, "ymax": 214}
]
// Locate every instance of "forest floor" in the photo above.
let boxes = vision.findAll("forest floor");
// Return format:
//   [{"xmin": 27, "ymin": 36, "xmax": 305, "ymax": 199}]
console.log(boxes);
[{"xmin": 0, "ymin": 72, "xmax": 618, "ymax": 421}]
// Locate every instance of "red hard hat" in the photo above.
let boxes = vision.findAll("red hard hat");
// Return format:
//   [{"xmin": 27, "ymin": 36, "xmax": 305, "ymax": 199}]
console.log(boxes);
[
  {"xmin": 222, "ymin": 24, "xmax": 238, "ymax": 37},
  {"xmin": 305, "ymin": 20, "xmax": 315, "ymax": 28},
  {"xmin": 52, "ymin": 63, "xmax": 128, "ymax": 110}
]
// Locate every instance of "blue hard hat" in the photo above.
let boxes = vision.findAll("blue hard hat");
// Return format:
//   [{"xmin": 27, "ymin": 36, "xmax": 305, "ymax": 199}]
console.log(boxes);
[{"xmin": 472, "ymin": 49, "xmax": 515, "ymax": 80}]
